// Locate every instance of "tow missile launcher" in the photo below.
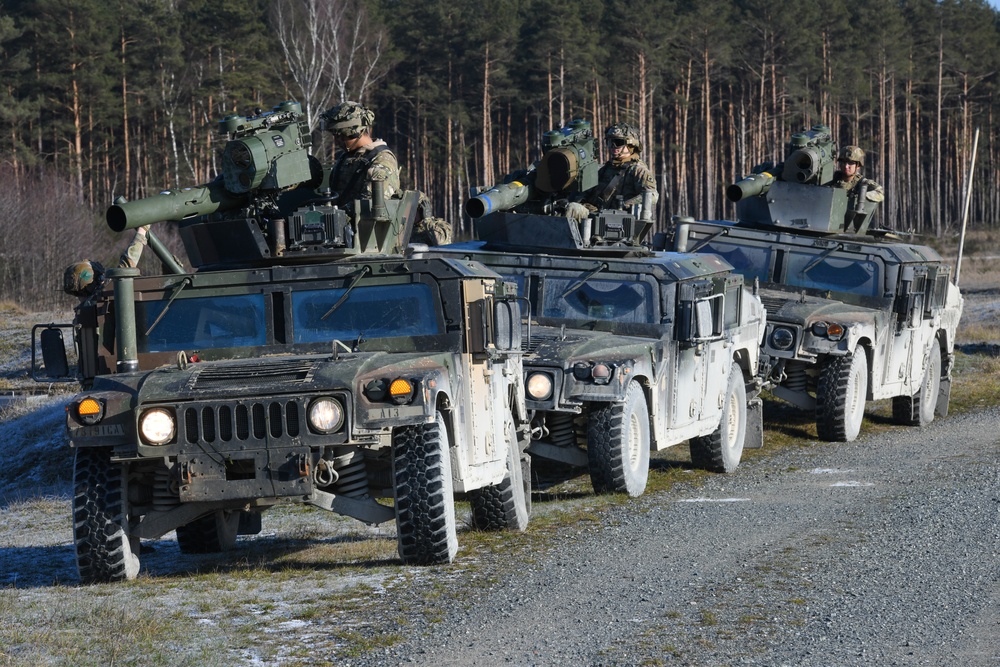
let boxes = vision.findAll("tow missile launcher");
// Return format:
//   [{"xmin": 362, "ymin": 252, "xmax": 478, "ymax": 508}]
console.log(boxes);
[
  {"xmin": 466, "ymin": 119, "xmax": 599, "ymax": 219},
  {"xmin": 725, "ymin": 124, "xmax": 876, "ymax": 234},
  {"xmin": 107, "ymin": 101, "xmax": 419, "ymax": 270},
  {"xmin": 465, "ymin": 120, "xmax": 654, "ymax": 253}
]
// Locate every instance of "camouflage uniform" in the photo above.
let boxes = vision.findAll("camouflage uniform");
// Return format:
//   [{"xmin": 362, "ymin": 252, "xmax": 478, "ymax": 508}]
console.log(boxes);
[
  {"xmin": 580, "ymin": 123, "xmax": 658, "ymax": 216},
  {"xmin": 832, "ymin": 171, "xmax": 884, "ymax": 203},
  {"xmin": 411, "ymin": 192, "xmax": 453, "ymax": 246},
  {"xmin": 322, "ymin": 101, "xmax": 400, "ymax": 203},
  {"xmin": 118, "ymin": 226, "xmax": 149, "ymax": 269},
  {"xmin": 329, "ymin": 140, "xmax": 400, "ymax": 202},
  {"xmin": 832, "ymin": 145, "xmax": 884, "ymax": 203},
  {"xmin": 587, "ymin": 154, "xmax": 658, "ymax": 208}
]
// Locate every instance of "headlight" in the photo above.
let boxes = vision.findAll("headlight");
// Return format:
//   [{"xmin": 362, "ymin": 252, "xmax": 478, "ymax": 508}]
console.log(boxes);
[
  {"xmin": 591, "ymin": 363, "xmax": 612, "ymax": 384},
  {"xmin": 139, "ymin": 408, "xmax": 175, "ymax": 445},
  {"xmin": 812, "ymin": 321, "xmax": 845, "ymax": 341},
  {"xmin": 76, "ymin": 397, "xmax": 104, "ymax": 425},
  {"xmin": 388, "ymin": 378, "xmax": 414, "ymax": 405},
  {"xmin": 769, "ymin": 327, "xmax": 795, "ymax": 351},
  {"xmin": 526, "ymin": 372, "xmax": 553, "ymax": 400},
  {"xmin": 308, "ymin": 397, "xmax": 344, "ymax": 433}
]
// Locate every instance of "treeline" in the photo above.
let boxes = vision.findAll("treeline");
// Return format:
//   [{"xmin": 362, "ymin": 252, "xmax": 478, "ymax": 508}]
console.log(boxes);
[{"xmin": 1, "ymin": 0, "xmax": 999, "ymax": 308}]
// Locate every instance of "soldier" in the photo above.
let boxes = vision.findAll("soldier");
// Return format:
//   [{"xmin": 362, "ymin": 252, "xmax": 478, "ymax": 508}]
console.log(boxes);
[
  {"xmin": 63, "ymin": 260, "xmax": 106, "ymax": 299},
  {"xmin": 64, "ymin": 222, "xmax": 159, "ymax": 300},
  {"xmin": 566, "ymin": 122, "xmax": 658, "ymax": 223},
  {"xmin": 321, "ymin": 101, "xmax": 400, "ymax": 203},
  {"xmin": 832, "ymin": 145, "xmax": 884, "ymax": 203}
]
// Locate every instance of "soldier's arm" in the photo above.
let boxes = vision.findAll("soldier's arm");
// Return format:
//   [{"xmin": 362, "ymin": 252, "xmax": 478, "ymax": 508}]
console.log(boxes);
[{"xmin": 864, "ymin": 178, "xmax": 884, "ymax": 203}]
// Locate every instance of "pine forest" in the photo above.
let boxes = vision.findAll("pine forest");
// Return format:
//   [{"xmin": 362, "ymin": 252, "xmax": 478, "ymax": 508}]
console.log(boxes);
[{"xmin": 1, "ymin": 0, "xmax": 998, "ymax": 307}]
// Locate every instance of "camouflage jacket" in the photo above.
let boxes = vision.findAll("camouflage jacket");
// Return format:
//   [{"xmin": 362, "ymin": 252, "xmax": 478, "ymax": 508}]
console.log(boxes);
[
  {"xmin": 585, "ymin": 154, "xmax": 658, "ymax": 208},
  {"xmin": 833, "ymin": 171, "xmax": 884, "ymax": 203},
  {"xmin": 330, "ymin": 139, "xmax": 400, "ymax": 202}
]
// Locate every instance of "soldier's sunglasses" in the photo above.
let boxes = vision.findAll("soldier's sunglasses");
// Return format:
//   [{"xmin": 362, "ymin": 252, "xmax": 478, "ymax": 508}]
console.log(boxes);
[{"xmin": 608, "ymin": 137, "xmax": 627, "ymax": 147}]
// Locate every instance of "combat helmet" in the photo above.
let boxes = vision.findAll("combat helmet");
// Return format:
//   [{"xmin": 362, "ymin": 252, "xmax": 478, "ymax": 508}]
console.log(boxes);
[
  {"xmin": 63, "ymin": 260, "xmax": 106, "ymax": 298},
  {"xmin": 605, "ymin": 122, "xmax": 642, "ymax": 154},
  {"xmin": 838, "ymin": 145, "xmax": 865, "ymax": 166},
  {"xmin": 321, "ymin": 101, "xmax": 375, "ymax": 138}
]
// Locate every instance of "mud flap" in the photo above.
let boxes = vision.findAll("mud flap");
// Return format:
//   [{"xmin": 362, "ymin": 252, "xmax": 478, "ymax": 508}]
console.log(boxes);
[
  {"xmin": 744, "ymin": 397, "xmax": 764, "ymax": 449},
  {"xmin": 935, "ymin": 376, "xmax": 951, "ymax": 418}
]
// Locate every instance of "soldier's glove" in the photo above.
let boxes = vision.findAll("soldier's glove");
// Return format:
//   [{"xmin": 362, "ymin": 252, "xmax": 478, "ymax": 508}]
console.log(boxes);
[{"xmin": 565, "ymin": 202, "xmax": 590, "ymax": 221}]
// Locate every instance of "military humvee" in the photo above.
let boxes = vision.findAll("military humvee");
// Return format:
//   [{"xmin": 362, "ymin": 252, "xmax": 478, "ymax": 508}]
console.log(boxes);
[
  {"xmin": 672, "ymin": 125, "xmax": 963, "ymax": 441},
  {"xmin": 417, "ymin": 122, "xmax": 767, "ymax": 496},
  {"xmin": 34, "ymin": 103, "xmax": 529, "ymax": 583}
]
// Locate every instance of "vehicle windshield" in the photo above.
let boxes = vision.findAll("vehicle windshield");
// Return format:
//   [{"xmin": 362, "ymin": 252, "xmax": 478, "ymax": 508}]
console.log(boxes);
[
  {"xmin": 700, "ymin": 242, "xmax": 771, "ymax": 284},
  {"xmin": 292, "ymin": 283, "xmax": 440, "ymax": 343},
  {"xmin": 137, "ymin": 294, "xmax": 267, "ymax": 352},
  {"xmin": 783, "ymin": 251, "xmax": 881, "ymax": 297},
  {"xmin": 701, "ymin": 241, "xmax": 881, "ymax": 298},
  {"xmin": 539, "ymin": 277, "xmax": 654, "ymax": 323}
]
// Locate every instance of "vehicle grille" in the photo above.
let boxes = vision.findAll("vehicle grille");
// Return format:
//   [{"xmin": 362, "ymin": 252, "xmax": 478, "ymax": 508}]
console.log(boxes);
[
  {"xmin": 759, "ymin": 293, "xmax": 792, "ymax": 314},
  {"xmin": 190, "ymin": 360, "xmax": 315, "ymax": 390},
  {"xmin": 524, "ymin": 331, "xmax": 585, "ymax": 353},
  {"xmin": 181, "ymin": 400, "xmax": 302, "ymax": 444}
]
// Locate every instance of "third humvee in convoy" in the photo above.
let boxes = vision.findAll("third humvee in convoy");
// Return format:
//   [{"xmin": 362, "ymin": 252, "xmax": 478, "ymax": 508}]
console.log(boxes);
[
  {"xmin": 35, "ymin": 102, "xmax": 529, "ymax": 583},
  {"xmin": 414, "ymin": 120, "xmax": 767, "ymax": 497},
  {"xmin": 669, "ymin": 125, "xmax": 963, "ymax": 441}
]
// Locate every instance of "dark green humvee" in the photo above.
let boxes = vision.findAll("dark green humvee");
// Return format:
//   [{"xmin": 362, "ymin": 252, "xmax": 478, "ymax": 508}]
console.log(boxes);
[{"xmin": 35, "ymin": 103, "xmax": 529, "ymax": 583}]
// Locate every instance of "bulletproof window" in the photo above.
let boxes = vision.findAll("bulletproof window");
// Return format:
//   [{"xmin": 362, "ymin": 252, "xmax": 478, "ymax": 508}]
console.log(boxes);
[
  {"xmin": 703, "ymin": 242, "xmax": 772, "ymax": 283},
  {"xmin": 137, "ymin": 294, "xmax": 267, "ymax": 352},
  {"xmin": 783, "ymin": 252, "xmax": 881, "ymax": 297},
  {"xmin": 292, "ymin": 283, "xmax": 440, "ymax": 343},
  {"xmin": 540, "ymin": 277, "xmax": 654, "ymax": 323}
]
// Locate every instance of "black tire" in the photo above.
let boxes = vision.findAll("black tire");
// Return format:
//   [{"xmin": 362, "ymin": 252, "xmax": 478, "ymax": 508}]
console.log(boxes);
[
  {"xmin": 587, "ymin": 381, "xmax": 651, "ymax": 496},
  {"xmin": 469, "ymin": 414, "xmax": 530, "ymax": 532},
  {"xmin": 816, "ymin": 349, "xmax": 868, "ymax": 442},
  {"xmin": 892, "ymin": 343, "xmax": 942, "ymax": 426},
  {"xmin": 393, "ymin": 412, "xmax": 458, "ymax": 565},
  {"xmin": 176, "ymin": 510, "xmax": 241, "ymax": 554},
  {"xmin": 690, "ymin": 363, "xmax": 747, "ymax": 473},
  {"xmin": 73, "ymin": 447, "xmax": 140, "ymax": 584}
]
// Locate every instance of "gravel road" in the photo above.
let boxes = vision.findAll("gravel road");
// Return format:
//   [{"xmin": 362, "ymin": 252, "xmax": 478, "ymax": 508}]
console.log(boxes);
[{"xmin": 347, "ymin": 407, "xmax": 1000, "ymax": 667}]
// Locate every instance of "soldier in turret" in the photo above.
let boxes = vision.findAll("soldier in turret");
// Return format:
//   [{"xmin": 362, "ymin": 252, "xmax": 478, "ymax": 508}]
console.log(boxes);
[
  {"xmin": 321, "ymin": 101, "xmax": 400, "ymax": 203},
  {"xmin": 566, "ymin": 122, "xmax": 658, "ymax": 223},
  {"xmin": 832, "ymin": 145, "xmax": 884, "ymax": 204}
]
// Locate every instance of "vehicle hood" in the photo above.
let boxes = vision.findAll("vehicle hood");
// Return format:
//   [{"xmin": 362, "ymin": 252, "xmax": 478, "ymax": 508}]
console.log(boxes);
[{"xmin": 132, "ymin": 352, "xmax": 445, "ymax": 403}]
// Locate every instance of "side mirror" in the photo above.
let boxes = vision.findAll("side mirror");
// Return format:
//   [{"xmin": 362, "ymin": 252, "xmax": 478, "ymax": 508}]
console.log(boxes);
[
  {"xmin": 493, "ymin": 298, "xmax": 523, "ymax": 352},
  {"xmin": 31, "ymin": 324, "xmax": 76, "ymax": 381}
]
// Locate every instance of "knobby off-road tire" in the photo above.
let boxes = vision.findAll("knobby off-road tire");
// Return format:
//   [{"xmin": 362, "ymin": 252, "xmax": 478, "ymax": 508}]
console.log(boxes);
[
  {"xmin": 176, "ymin": 510, "xmax": 241, "ymax": 554},
  {"xmin": 469, "ymin": 414, "xmax": 530, "ymax": 532},
  {"xmin": 392, "ymin": 412, "xmax": 458, "ymax": 565},
  {"xmin": 892, "ymin": 342, "xmax": 942, "ymax": 427},
  {"xmin": 587, "ymin": 381, "xmax": 651, "ymax": 497},
  {"xmin": 816, "ymin": 349, "xmax": 868, "ymax": 442},
  {"xmin": 73, "ymin": 447, "xmax": 140, "ymax": 584},
  {"xmin": 690, "ymin": 363, "xmax": 747, "ymax": 473}
]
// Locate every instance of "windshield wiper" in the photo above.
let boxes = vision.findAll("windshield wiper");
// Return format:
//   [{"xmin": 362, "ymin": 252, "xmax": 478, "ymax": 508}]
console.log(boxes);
[
  {"xmin": 688, "ymin": 227, "xmax": 728, "ymax": 253},
  {"xmin": 321, "ymin": 265, "xmax": 372, "ymax": 321},
  {"xmin": 801, "ymin": 243, "xmax": 843, "ymax": 274},
  {"xmin": 560, "ymin": 262, "xmax": 609, "ymax": 299},
  {"xmin": 145, "ymin": 276, "xmax": 192, "ymax": 336}
]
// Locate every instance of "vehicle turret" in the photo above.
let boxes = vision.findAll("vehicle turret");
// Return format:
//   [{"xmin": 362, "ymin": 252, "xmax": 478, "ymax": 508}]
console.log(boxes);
[
  {"xmin": 106, "ymin": 101, "xmax": 419, "ymax": 270},
  {"xmin": 466, "ymin": 119, "xmax": 599, "ymax": 219},
  {"xmin": 726, "ymin": 124, "xmax": 878, "ymax": 235},
  {"xmin": 464, "ymin": 120, "xmax": 653, "ymax": 256}
]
